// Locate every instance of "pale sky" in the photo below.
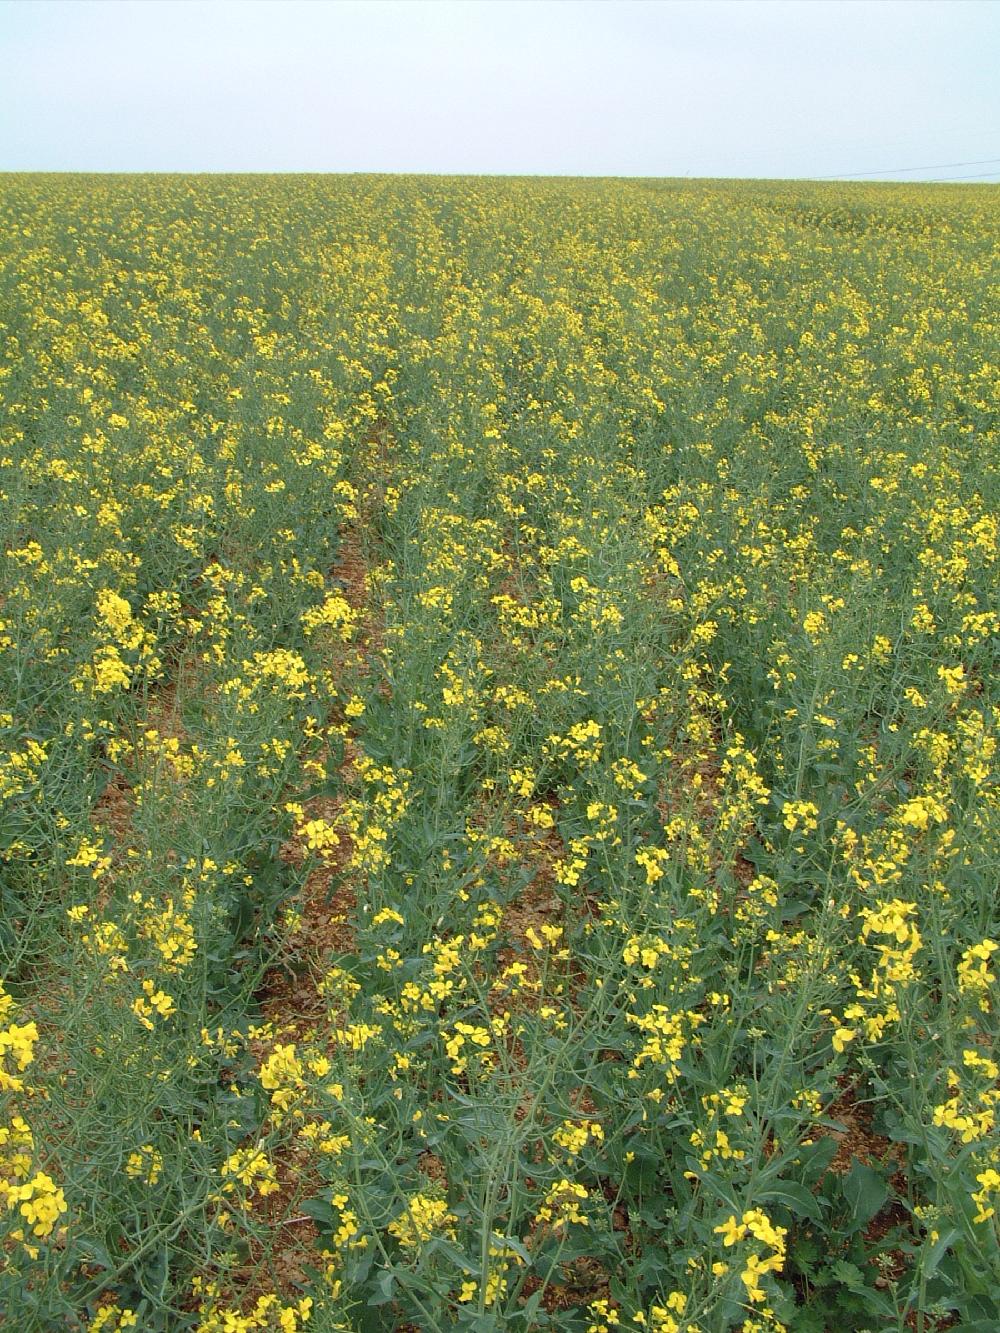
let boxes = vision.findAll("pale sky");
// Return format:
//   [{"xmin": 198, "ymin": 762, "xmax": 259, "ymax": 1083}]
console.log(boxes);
[{"xmin": 1, "ymin": 0, "xmax": 998, "ymax": 179}]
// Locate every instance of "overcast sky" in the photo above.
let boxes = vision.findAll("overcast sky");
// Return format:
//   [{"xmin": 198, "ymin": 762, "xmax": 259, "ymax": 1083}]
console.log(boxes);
[{"xmin": 1, "ymin": 0, "xmax": 998, "ymax": 179}]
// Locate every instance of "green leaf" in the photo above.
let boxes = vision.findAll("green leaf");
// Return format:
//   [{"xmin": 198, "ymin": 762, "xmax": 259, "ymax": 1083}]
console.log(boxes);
[
  {"xmin": 842, "ymin": 1161, "xmax": 888, "ymax": 1230},
  {"xmin": 369, "ymin": 1268, "xmax": 396, "ymax": 1305},
  {"xmin": 492, "ymin": 1232, "xmax": 532, "ymax": 1266},
  {"xmin": 75, "ymin": 1236, "xmax": 116, "ymax": 1272},
  {"xmin": 459, "ymin": 1314, "xmax": 503, "ymax": 1333},
  {"xmin": 300, "ymin": 1195, "xmax": 336, "ymax": 1227},
  {"xmin": 769, "ymin": 1131, "xmax": 838, "ymax": 1183},
  {"xmin": 791, "ymin": 1235, "xmax": 821, "ymax": 1272},
  {"xmin": 791, "ymin": 1307, "xmax": 828, "ymax": 1333},
  {"xmin": 829, "ymin": 1258, "xmax": 866, "ymax": 1291},
  {"xmin": 920, "ymin": 1226, "xmax": 958, "ymax": 1280},
  {"xmin": 758, "ymin": 1178, "xmax": 823, "ymax": 1222},
  {"xmin": 516, "ymin": 1288, "xmax": 546, "ymax": 1326}
]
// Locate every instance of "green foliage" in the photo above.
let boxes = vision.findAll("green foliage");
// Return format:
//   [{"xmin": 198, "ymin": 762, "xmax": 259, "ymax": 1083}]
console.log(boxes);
[{"xmin": 0, "ymin": 175, "xmax": 997, "ymax": 1331}]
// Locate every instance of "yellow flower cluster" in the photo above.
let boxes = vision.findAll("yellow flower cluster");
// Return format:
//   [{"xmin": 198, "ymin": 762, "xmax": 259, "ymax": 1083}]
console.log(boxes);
[
  {"xmin": 714, "ymin": 1208, "xmax": 788, "ymax": 1302},
  {"xmin": 387, "ymin": 1191, "xmax": 458, "ymax": 1248}
]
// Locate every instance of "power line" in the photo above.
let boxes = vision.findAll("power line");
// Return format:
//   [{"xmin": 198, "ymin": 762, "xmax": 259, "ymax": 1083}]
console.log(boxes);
[
  {"xmin": 815, "ymin": 155, "xmax": 1000, "ymax": 180},
  {"xmin": 923, "ymin": 170, "xmax": 1000, "ymax": 182}
]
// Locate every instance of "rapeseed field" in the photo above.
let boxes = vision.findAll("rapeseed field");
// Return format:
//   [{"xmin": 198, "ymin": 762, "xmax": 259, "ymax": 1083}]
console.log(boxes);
[{"xmin": 0, "ymin": 175, "xmax": 997, "ymax": 1331}]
